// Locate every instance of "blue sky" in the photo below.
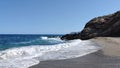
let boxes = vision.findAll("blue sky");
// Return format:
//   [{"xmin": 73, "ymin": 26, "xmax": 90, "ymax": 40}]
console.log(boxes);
[{"xmin": 0, "ymin": 0, "xmax": 120, "ymax": 34}]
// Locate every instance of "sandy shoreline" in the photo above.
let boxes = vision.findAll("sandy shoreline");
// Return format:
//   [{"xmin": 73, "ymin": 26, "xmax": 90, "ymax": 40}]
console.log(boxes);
[
  {"xmin": 30, "ymin": 37, "xmax": 120, "ymax": 68},
  {"xmin": 91, "ymin": 37, "xmax": 120, "ymax": 56}
]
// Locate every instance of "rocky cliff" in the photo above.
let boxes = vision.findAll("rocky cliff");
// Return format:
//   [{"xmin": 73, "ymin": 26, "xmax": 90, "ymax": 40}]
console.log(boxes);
[{"xmin": 61, "ymin": 11, "xmax": 120, "ymax": 40}]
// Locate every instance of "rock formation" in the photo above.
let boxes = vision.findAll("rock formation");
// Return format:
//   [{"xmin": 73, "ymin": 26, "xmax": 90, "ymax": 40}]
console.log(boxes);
[{"xmin": 61, "ymin": 11, "xmax": 120, "ymax": 40}]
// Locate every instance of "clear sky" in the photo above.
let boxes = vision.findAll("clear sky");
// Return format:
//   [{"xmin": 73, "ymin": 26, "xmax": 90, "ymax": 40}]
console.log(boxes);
[{"xmin": 0, "ymin": 0, "xmax": 120, "ymax": 34}]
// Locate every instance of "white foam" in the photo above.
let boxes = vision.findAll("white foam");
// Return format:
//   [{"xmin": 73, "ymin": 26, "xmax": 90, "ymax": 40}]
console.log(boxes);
[
  {"xmin": 0, "ymin": 39, "xmax": 100, "ymax": 68},
  {"xmin": 41, "ymin": 36, "xmax": 48, "ymax": 40},
  {"xmin": 41, "ymin": 36, "xmax": 64, "ymax": 43}
]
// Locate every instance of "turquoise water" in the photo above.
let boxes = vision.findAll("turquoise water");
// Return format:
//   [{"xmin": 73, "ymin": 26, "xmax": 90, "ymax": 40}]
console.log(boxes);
[{"xmin": 0, "ymin": 34, "xmax": 63, "ymax": 50}]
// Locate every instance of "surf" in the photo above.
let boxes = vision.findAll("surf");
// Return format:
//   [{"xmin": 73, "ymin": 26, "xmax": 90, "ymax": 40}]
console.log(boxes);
[{"xmin": 0, "ymin": 38, "xmax": 100, "ymax": 68}]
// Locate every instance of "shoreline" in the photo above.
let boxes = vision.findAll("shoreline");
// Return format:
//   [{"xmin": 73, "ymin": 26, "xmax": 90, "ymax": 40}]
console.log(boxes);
[
  {"xmin": 30, "ymin": 37, "xmax": 120, "ymax": 68},
  {"xmin": 91, "ymin": 37, "xmax": 120, "ymax": 56}
]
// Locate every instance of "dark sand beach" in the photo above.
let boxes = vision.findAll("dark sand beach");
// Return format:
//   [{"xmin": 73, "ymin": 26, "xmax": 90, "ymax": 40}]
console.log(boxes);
[{"xmin": 30, "ymin": 37, "xmax": 120, "ymax": 68}]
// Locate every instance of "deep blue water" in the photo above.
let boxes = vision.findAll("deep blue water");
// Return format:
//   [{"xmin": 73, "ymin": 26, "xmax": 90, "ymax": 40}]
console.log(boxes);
[
  {"xmin": 0, "ymin": 34, "xmax": 100, "ymax": 68},
  {"xmin": 0, "ymin": 34, "xmax": 63, "ymax": 50}
]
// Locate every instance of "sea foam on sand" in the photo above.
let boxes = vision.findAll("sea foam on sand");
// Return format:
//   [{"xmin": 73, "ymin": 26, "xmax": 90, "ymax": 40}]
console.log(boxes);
[{"xmin": 0, "ymin": 39, "xmax": 100, "ymax": 68}]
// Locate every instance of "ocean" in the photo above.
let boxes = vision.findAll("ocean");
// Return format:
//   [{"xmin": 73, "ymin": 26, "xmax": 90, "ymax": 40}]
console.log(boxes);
[{"xmin": 0, "ymin": 34, "xmax": 100, "ymax": 68}]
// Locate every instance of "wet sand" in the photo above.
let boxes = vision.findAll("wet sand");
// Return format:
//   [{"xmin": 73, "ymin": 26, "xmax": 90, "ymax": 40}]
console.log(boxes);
[{"xmin": 30, "ymin": 37, "xmax": 120, "ymax": 68}]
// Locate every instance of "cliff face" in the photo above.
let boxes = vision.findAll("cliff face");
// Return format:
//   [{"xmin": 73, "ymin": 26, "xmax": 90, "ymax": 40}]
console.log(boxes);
[{"xmin": 61, "ymin": 11, "xmax": 120, "ymax": 40}]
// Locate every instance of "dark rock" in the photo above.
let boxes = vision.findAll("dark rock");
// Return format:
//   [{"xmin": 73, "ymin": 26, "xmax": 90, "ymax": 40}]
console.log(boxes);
[
  {"xmin": 61, "ymin": 11, "xmax": 120, "ymax": 40},
  {"xmin": 61, "ymin": 32, "xmax": 80, "ymax": 40}
]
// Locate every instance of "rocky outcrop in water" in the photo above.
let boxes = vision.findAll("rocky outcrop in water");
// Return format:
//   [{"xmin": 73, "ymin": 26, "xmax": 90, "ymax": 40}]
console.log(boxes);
[{"xmin": 61, "ymin": 11, "xmax": 120, "ymax": 40}]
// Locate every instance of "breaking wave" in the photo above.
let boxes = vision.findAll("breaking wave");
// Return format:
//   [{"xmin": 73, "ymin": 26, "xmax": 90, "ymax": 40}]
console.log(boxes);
[
  {"xmin": 13, "ymin": 36, "xmax": 64, "ymax": 45},
  {"xmin": 0, "ymin": 39, "xmax": 100, "ymax": 68}
]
